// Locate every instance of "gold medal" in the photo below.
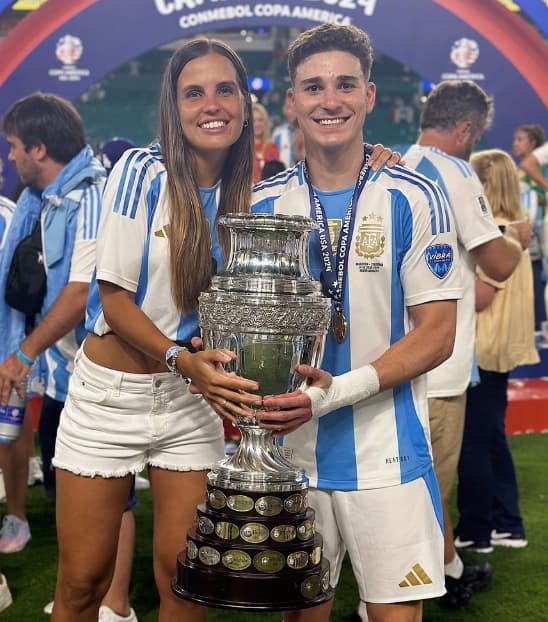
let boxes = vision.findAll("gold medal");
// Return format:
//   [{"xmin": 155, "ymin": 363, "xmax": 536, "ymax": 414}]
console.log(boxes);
[{"xmin": 331, "ymin": 309, "xmax": 347, "ymax": 342}]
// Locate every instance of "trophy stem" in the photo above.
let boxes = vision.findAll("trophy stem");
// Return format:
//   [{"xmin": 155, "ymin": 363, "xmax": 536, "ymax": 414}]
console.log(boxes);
[{"xmin": 209, "ymin": 417, "xmax": 307, "ymax": 491}]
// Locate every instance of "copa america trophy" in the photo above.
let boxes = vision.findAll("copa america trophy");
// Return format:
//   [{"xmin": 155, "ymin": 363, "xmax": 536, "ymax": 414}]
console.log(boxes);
[{"xmin": 172, "ymin": 213, "xmax": 334, "ymax": 610}]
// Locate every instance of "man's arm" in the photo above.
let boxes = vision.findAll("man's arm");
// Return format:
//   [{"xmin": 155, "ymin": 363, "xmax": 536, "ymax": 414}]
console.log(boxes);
[
  {"xmin": 258, "ymin": 299, "xmax": 457, "ymax": 433},
  {"xmin": 521, "ymin": 151, "xmax": 548, "ymax": 191},
  {"xmin": 470, "ymin": 228, "xmax": 529, "ymax": 282},
  {"xmin": 0, "ymin": 281, "xmax": 88, "ymax": 402}
]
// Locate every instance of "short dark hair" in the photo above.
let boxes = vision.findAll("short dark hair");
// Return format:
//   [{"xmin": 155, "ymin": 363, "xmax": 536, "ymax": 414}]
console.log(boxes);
[
  {"xmin": 420, "ymin": 80, "xmax": 494, "ymax": 134},
  {"xmin": 288, "ymin": 24, "xmax": 373, "ymax": 82},
  {"xmin": 515, "ymin": 124, "xmax": 545, "ymax": 150},
  {"xmin": 2, "ymin": 92, "xmax": 86, "ymax": 164}
]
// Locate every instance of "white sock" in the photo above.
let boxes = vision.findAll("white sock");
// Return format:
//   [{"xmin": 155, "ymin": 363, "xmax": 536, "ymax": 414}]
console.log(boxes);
[{"xmin": 444, "ymin": 553, "xmax": 464, "ymax": 579}]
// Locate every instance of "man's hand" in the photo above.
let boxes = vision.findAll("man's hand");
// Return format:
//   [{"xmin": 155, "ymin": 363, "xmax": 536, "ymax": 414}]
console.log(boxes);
[
  {"xmin": 0, "ymin": 353, "xmax": 29, "ymax": 404},
  {"xmin": 256, "ymin": 365, "xmax": 333, "ymax": 435}
]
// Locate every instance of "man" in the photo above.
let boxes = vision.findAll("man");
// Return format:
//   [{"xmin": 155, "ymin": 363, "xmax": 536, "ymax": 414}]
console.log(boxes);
[
  {"xmin": 0, "ymin": 93, "xmax": 138, "ymax": 622},
  {"xmin": 401, "ymin": 81, "xmax": 531, "ymax": 608},
  {"xmin": 252, "ymin": 24, "xmax": 462, "ymax": 622}
]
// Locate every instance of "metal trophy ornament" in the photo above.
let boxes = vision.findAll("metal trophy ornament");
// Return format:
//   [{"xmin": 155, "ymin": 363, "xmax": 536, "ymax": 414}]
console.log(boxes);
[{"xmin": 172, "ymin": 213, "xmax": 333, "ymax": 611}]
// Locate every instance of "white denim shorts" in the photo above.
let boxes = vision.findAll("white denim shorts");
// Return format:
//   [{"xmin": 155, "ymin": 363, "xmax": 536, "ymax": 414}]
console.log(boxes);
[
  {"xmin": 53, "ymin": 348, "xmax": 225, "ymax": 478},
  {"xmin": 309, "ymin": 468, "xmax": 445, "ymax": 604}
]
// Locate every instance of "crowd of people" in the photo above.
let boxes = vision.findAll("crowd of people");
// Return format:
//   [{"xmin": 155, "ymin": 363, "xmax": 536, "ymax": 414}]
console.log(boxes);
[{"xmin": 0, "ymin": 21, "xmax": 543, "ymax": 622}]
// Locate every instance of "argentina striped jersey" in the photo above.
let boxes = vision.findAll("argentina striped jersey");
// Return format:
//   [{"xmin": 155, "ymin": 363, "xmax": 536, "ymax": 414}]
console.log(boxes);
[
  {"xmin": 86, "ymin": 145, "xmax": 223, "ymax": 342},
  {"xmin": 402, "ymin": 145, "xmax": 501, "ymax": 397},
  {"xmin": 252, "ymin": 160, "xmax": 462, "ymax": 490},
  {"xmin": 43, "ymin": 181, "xmax": 103, "ymax": 401}
]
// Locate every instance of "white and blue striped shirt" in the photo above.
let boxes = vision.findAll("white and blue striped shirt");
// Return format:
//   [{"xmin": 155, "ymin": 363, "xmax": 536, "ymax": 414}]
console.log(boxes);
[
  {"xmin": 402, "ymin": 145, "xmax": 501, "ymax": 397},
  {"xmin": 43, "ymin": 182, "xmax": 103, "ymax": 401},
  {"xmin": 252, "ymin": 160, "xmax": 462, "ymax": 490},
  {"xmin": 86, "ymin": 145, "xmax": 223, "ymax": 342}
]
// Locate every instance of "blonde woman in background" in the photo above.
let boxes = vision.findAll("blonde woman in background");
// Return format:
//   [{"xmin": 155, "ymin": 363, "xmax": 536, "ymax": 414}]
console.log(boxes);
[
  {"xmin": 252, "ymin": 101, "xmax": 280, "ymax": 182},
  {"xmin": 455, "ymin": 149, "xmax": 537, "ymax": 552}
]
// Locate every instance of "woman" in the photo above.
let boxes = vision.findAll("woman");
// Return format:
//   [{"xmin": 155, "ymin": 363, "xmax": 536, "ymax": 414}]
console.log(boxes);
[
  {"xmin": 51, "ymin": 39, "xmax": 261, "ymax": 622},
  {"xmin": 455, "ymin": 150, "xmax": 538, "ymax": 552},
  {"xmin": 252, "ymin": 101, "xmax": 280, "ymax": 182},
  {"xmin": 512, "ymin": 124, "xmax": 547, "ymax": 328}
]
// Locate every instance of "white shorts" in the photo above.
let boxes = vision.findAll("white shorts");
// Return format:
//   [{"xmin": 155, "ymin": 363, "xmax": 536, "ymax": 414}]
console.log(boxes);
[
  {"xmin": 310, "ymin": 468, "xmax": 445, "ymax": 604},
  {"xmin": 53, "ymin": 348, "xmax": 225, "ymax": 477}
]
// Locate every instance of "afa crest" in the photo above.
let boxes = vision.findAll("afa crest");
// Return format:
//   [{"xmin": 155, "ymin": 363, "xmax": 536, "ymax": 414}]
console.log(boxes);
[{"xmin": 355, "ymin": 213, "xmax": 385, "ymax": 259}]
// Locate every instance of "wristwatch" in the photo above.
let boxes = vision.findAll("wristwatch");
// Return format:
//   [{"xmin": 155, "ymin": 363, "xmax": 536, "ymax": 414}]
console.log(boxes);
[{"xmin": 165, "ymin": 345, "xmax": 191, "ymax": 383}]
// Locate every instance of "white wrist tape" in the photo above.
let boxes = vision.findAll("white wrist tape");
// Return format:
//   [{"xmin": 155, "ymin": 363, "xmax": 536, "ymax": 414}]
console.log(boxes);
[{"xmin": 303, "ymin": 364, "xmax": 380, "ymax": 418}]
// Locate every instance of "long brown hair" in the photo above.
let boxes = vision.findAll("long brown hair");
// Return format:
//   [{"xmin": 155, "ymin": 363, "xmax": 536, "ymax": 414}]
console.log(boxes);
[
  {"xmin": 471, "ymin": 149, "xmax": 523, "ymax": 221},
  {"xmin": 159, "ymin": 38, "xmax": 254, "ymax": 314}
]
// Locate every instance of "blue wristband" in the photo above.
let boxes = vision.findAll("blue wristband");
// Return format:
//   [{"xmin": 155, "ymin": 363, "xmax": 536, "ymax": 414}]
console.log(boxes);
[{"xmin": 15, "ymin": 347, "xmax": 34, "ymax": 366}]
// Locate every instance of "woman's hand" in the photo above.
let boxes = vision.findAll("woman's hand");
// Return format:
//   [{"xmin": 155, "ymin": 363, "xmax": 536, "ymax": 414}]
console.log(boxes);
[
  {"xmin": 366, "ymin": 143, "xmax": 403, "ymax": 171},
  {"xmin": 182, "ymin": 347, "xmax": 261, "ymax": 423},
  {"xmin": 255, "ymin": 365, "xmax": 333, "ymax": 435}
]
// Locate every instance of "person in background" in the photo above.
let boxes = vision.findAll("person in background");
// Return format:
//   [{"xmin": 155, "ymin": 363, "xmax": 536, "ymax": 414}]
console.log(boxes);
[
  {"xmin": 455, "ymin": 149, "xmax": 539, "ymax": 552},
  {"xmin": 520, "ymin": 141, "xmax": 548, "ymax": 192},
  {"xmin": 50, "ymin": 38, "xmax": 261, "ymax": 622},
  {"xmin": 252, "ymin": 23, "xmax": 462, "ymax": 622},
  {"xmin": 253, "ymin": 101, "xmax": 280, "ymax": 182},
  {"xmin": 401, "ymin": 81, "xmax": 530, "ymax": 610},
  {"xmin": 513, "ymin": 124, "xmax": 547, "ymax": 329},
  {"xmin": 272, "ymin": 90, "xmax": 298, "ymax": 168},
  {"xmin": 0, "ymin": 94, "xmax": 139, "ymax": 622},
  {"xmin": 261, "ymin": 159, "xmax": 286, "ymax": 180},
  {"xmin": 0, "ymin": 157, "xmax": 15, "ymax": 613}
]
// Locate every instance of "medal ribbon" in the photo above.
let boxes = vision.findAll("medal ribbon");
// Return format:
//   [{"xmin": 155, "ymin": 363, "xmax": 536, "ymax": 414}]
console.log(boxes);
[{"xmin": 304, "ymin": 146, "xmax": 372, "ymax": 315}]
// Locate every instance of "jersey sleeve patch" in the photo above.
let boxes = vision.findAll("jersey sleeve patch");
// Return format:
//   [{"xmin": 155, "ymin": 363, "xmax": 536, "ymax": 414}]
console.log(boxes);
[
  {"xmin": 476, "ymin": 194, "xmax": 491, "ymax": 217},
  {"xmin": 424, "ymin": 243, "xmax": 453, "ymax": 279}
]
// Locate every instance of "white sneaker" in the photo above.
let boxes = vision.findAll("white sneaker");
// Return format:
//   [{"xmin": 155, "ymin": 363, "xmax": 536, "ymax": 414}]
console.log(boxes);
[
  {"xmin": 134, "ymin": 474, "xmax": 150, "ymax": 490},
  {"xmin": 27, "ymin": 455, "xmax": 44, "ymax": 486},
  {"xmin": 43, "ymin": 600, "xmax": 54, "ymax": 614},
  {"xmin": 98, "ymin": 605, "xmax": 138, "ymax": 621},
  {"xmin": 0, "ymin": 574, "xmax": 12, "ymax": 612},
  {"xmin": 490, "ymin": 529, "xmax": 528, "ymax": 548},
  {"xmin": 0, "ymin": 514, "xmax": 31, "ymax": 553}
]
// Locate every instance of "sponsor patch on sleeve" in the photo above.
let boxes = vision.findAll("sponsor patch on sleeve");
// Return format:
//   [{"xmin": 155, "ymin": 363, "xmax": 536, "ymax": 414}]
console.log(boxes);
[
  {"xmin": 476, "ymin": 195, "xmax": 490, "ymax": 217},
  {"xmin": 425, "ymin": 243, "xmax": 453, "ymax": 279}
]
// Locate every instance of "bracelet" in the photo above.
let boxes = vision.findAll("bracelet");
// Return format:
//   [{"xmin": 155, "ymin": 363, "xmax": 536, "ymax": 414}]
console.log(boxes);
[
  {"xmin": 15, "ymin": 347, "xmax": 34, "ymax": 366},
  {"xmin": 165, "ymin": 345, "xmax": 192, "ymax": 384},
  {"xmin": 303, "ymin": 364, "xmax": 380, "ymax": 418}
]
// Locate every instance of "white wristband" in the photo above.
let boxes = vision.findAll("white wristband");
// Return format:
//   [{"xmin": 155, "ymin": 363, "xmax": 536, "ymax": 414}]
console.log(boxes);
[{"xmin": 303, "ymin": 364, "xmax": 380, "ymax": 418}]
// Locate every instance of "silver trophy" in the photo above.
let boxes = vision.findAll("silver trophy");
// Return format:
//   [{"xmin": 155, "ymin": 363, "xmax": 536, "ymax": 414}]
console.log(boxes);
[{"xmin": 173, "ymin": 213, "xmax": 333, "ymax": 611}]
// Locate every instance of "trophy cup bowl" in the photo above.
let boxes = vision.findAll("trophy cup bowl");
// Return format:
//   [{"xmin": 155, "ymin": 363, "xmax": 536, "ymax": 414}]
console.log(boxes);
[{"xmin": 172, "ymin": 213, "xmax": 333, "ymax": 610}]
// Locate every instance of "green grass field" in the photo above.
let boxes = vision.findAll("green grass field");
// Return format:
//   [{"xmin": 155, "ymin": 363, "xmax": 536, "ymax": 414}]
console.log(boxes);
[{"xmin": 1, "ymin": 434, "xmax": 547, "ymax": 621}]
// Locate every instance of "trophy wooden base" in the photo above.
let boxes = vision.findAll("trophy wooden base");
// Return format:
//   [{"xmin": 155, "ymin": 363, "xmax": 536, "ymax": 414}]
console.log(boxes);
[{"xmin": 172, "ymin": 484, "xmax": 333, "ymax": 611}]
